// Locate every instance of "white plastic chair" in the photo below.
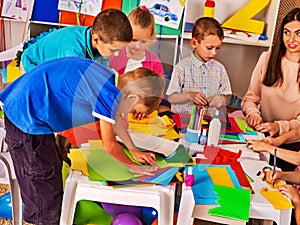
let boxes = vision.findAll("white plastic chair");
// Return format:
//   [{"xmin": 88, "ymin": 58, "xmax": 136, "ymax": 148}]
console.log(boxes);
[
  {"xmin": 60, "ymin": 170, "xmax": 176, "ymax": 225},
  {"xmin": 0, "ymin": 127, "xmax": 23, "ymax": 224}
]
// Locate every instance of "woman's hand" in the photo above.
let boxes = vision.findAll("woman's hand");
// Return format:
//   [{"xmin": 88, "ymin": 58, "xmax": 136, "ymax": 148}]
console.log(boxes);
[
  {"xmin": 254, "ymin": 122, "xmax": 280, "ymax": 137},
  {"xmin": 245, "ymin": 113, "xmax": 263, "ymax": 127},
  {"xmin": 265, "ymin": 170, "xmax": 282, "ymax": 184},
  {"xmin": 277, "ymin": 185, "xmax": 300, "ymax": 206},
  {"xmin": 247, "ymin": 139, "xmax": 274, "ymax": 153}
]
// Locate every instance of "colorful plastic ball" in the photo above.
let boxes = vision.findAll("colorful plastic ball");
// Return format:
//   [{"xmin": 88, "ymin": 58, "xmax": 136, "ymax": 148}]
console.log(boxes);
[
  {"xmin": 0, "ymin": 192, "xmax": 12, "ymax": 219},
  {"xmin": 142, "ymin": 207, "xmax": 158, "ymax": 225},
  {"xmin": 101, "ymin": 202, "xmax": 143, "ymax": 219},
  {"xmin": 73, "ymin": 200, "xmax": 112, "ymax": 225},
  {"xmin": 111, "ymin": 213, "xmax": 143, "ymax": 225}
]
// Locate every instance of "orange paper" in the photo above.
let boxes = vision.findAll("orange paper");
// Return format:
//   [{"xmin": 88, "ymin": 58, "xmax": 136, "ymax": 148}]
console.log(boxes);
[{"xmin": 207, "ymin": 167, "xmax": 235, "ymax": 188}]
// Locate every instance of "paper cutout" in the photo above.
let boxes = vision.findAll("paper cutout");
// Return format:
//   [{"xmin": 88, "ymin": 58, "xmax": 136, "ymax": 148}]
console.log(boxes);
[
  {"xmin": 209, "ymin": 185, "xmax": 251, "ymax": 221},
  {"xmin": 69, "ymin": 148, "xmax": 89, "ymax": 176},
  {"xmin": 222, "ymin": 0, "xmax": 271, "ymax": 34},
  {"xmin": 260, "ymin": 187, "xmax": 294, "ymax": 210},
  {"xmin": 207, "ymin": 167, "xmax": 235, "ymax": 188}
]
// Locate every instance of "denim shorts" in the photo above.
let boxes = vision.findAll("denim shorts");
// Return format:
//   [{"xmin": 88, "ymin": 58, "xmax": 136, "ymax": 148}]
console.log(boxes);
[{"xmin": 4, "ymin": 115, "xmax": 63, "ymax": 225}]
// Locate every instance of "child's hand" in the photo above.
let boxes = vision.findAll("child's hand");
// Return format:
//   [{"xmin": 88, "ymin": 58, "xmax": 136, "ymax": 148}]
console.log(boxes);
[
  {"xmin": 132, "ymin": 111, "xmax": 148, "ymax": 120},
  {"xmin": 188, "ymin": 92, "xmax": 208, "ymax": 106},
  {"xmin": 127, "ymin": 164, "xmax": 158, "ymax": 175},
  {"xmin": 265, "ymin": 170, "xmax": 282, "ymax": 184},
  {"xmin": 254, "ymin": 122, "xmax": 280, "ymax": 137},
  {"xmin": 245, "ymin": 113, "xmax": 263, "ymax": 127},
  {"xmin": 129, "ymin": 149, "xmax": 157, "ymax": 165},
  {"xmin": 208, "ymin": 96, "xmax": 226, "ymax": 108},
  {"xmin": 277, "ymin": 185, "xmax": 300, "ymax": 206}
]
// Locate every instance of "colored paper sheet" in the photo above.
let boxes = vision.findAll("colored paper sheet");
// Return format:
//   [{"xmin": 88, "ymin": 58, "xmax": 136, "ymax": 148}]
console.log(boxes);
[
  {"xmin": 69, "ymin": 148, "xmax": 89, "ymax": 176},
  {"xmin": 190, "ymin": 164, "xmax": 241, "ymax": 205},
  {"xmin": 209, "ymin": 185, "xmax": 251, "ymax": 221},
  {"xmin": 87, "ymin": 149, "xmax": 139, "ymax": 181},
  {"xmin": 134, "ymin": 167, "xmax": 179, "ymax": 186},
  {"xmin": 164, "ymin": 144, "xmax": 194, "ymax": 167},
  {"xmin": 265, "ymin": 180, "xmax": 285, "ymax": 188},
  {"xmin": 260, "ymin": 187, "xmax": 294, "ymax": 210},
  {"xmin": 207, "ymin": 167, "xmax": 235, "ymax": 188},
  {"xmin": 219, "ymin": 133, "xmax": 246, "ymax": 144}
]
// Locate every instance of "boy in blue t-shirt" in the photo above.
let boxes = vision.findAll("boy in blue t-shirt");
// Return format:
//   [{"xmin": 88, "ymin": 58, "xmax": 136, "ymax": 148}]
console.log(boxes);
[{"xmin": 0, "ymin": 57, "xmax": 164, "ymax": 225}]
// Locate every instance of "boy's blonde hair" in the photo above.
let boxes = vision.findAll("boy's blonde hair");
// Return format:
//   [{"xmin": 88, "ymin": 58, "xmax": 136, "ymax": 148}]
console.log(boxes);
[
  {"xmin": 128, "ymin": 6, "xmax": 157, "ymax": 40},
  {"xmin": 120, "ymin": 67, "xmax": 164, "ymax": 113},
  {"xmin": 92, "ymin": 9, "xmax": 133, "ymax": 44},
  {"xmin": 192, "ymin": 17, "xmax": 224, "ymax": 42}
]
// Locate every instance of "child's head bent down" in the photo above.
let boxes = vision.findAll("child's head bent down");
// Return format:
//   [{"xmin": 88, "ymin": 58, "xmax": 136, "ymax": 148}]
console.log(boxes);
[
  {"xmin": 91, "ymin": 9, "xmax": 133, "ymax": 58},
  {"xmin": 117, "ymin": 67, "xmax": 165, "ymax": 115},
  {"xmin": 190, "ymin": 17, "xmax": 224, "ymax": 62}
]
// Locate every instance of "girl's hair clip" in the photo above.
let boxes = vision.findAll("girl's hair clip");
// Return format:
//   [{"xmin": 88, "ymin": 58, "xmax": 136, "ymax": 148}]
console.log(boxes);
[{"xmin": 140, "ymin": 5, "xmax": 149, "ymax": 11}]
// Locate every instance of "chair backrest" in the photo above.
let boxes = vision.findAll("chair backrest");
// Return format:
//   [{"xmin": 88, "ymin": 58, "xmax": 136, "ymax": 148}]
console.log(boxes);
[{"xmin": 0, "ymin": 126, "xmax": 8, "ymax": 152}]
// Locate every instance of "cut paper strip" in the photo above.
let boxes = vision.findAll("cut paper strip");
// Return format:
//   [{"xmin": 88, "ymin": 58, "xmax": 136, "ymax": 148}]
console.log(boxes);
[
  {"xmin": 69, "ymin": 148, "xmax": 89, "ymax": 176},
  {"xmin": 209, "ymin": 185, "xmax": 251, "ymax": 221},
  {"xmin": 207, "ymin": 167, "xmax": 235, "ymax": 188},
  {"xmin": 260, "ymin": 187, "xmax": 294, "ymax": 210}
]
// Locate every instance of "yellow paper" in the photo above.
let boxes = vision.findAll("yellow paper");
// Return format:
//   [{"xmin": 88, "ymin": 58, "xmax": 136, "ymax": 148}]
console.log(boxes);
[
  {"xmin": 260, "ymin": 187, "xmax": 294, "ymax": 210},
  {"xmin": 69, "ymin": 148, "xmax": 89, "ymax": 176},
  {"xmin": 88, "ymin": 140, "xmax": 104, "ymax": 150},
  {"xmin": 266, "ymin": 180, "xmax": 285, "ymax": 189},
  {"xmin": 207, "ymin": 167, "xmax": 235, "ymax": 188}
]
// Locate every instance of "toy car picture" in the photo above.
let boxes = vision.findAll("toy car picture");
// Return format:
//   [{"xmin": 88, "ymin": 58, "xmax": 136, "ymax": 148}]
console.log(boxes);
[{"xmin": 149, "ymin": 3, "xmax": 178, "ymax": 22}]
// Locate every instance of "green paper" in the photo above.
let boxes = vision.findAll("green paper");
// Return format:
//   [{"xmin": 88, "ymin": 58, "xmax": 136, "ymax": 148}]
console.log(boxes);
[
  {"xmin": 208, "ymin": 185, "xmax": 251, "ymax": 221},
  {"xmin": 164, "ymin": 144, "xmax": 193, "ymax": 166},
  {"xmin": 87, "ymin": 149, "xmax": 140, "ymax": 181}
]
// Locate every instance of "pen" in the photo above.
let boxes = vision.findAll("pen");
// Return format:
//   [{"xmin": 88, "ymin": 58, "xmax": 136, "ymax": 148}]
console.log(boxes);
[{"xmin": 272, "ymin": 148, "xmax": 277, "ymax": 187}]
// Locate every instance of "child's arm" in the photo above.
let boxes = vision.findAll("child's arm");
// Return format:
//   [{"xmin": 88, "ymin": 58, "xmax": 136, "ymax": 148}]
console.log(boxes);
[
  {"xmin": 267, "ymin": 170, "xmax": 300, "ymax": 185},
  {"xmin": 100, "ymin": 115, "xmax": 156, "ymax": 165},
  {"xmin": 247, "ymin": 140, "xmax": 300, "ymax": 165}
]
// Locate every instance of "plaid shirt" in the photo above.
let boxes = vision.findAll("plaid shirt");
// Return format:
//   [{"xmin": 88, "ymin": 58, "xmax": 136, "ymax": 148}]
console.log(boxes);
[{"xmin": 166, "ymin": 53, "xmax": 232, "ymax": 114}]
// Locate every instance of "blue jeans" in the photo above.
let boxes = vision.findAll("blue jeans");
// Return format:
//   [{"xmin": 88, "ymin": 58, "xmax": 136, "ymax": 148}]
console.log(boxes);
[{"xmin": 4, "ymin": 115, "xmax": 63, "ymax": 225}]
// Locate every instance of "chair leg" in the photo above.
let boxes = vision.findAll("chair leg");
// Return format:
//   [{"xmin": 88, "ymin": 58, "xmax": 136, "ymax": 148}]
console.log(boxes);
[{"xmin": 0, "ymin": 154, "xmax": 23, "ymax": 224}]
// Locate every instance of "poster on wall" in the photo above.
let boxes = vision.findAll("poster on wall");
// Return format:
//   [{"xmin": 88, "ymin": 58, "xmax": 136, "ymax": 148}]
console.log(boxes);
[
  {"xmin": 58, "ymin": 0, "xmax": 103, "ymax": 16},
  {"xmin": 1, "ymin": 0, "xmax": 35, "ymax": 21},
  {"xmin": 140, "ymin": 0, "xmax": 185, "ymax": 29}
]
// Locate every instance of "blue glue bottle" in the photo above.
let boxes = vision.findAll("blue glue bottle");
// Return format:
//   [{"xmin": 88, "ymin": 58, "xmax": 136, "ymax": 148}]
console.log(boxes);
[
  {"xmin": 185, "ymin": 166, "xmax": 194, "ymax": 186},
  {"xmin": 199, "ymin": 129, "xmax": 208, "ymax": 146}
]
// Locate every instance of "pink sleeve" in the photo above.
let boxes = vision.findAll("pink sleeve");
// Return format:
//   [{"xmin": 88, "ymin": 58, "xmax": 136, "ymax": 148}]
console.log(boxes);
[{"xmin": 242, "ymin": 51, "xmax": 270, "ymax": 117}]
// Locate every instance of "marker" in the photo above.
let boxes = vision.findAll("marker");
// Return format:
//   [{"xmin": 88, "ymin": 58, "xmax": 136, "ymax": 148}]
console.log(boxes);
[{"xmin": 272, "ymin": 148, "xmax": 277, "ymax": 187}]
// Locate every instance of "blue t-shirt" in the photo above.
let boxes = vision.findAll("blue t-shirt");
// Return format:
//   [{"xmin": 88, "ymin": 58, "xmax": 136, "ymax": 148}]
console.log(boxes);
[
  {"xmin": 0, "ymin": 57, "xmax": 121, "ymax": 134},
  {"xmin": 21, "ymin": 26, "xmax": 109, "ymax": 72}
]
